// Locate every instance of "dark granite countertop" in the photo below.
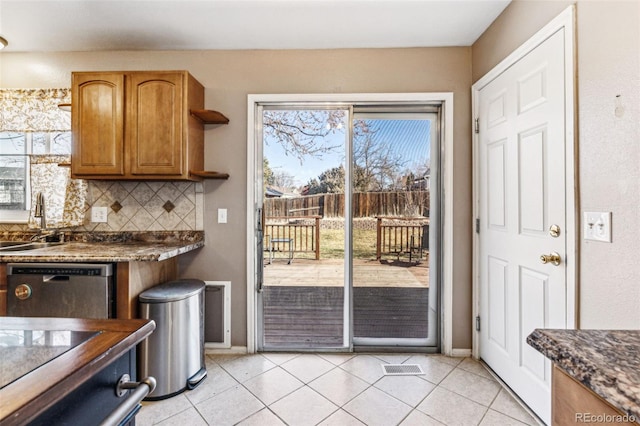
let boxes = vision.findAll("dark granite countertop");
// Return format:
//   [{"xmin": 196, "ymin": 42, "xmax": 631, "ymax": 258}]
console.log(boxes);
[
  {"xmin": 0, "ymin": 231, "xmax": 204, "ymax": 262},
  {"xmin": 527, "ymin": 328, "xmax": 640, "ymax": 419},
  {"xmin": 0, "ymin": 240, "xmax": 203, "ymax": 262}
]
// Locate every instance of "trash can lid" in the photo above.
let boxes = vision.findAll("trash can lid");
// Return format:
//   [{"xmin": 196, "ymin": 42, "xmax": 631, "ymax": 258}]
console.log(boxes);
[{"xmin": 139, "ymin": 279, "xmax": 205, "ymax": 303}]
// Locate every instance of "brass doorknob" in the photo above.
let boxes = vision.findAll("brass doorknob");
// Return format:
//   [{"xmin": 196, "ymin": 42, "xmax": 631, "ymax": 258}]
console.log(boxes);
[{"xmin": 540, "ymin": 252, "xmax": 561, "ymax": 266}]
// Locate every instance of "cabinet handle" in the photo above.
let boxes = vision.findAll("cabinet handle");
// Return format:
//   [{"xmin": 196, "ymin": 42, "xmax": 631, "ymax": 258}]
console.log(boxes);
[{"xmin": 99, "ymin": 375, "xmax": 156, "ymax": 426}]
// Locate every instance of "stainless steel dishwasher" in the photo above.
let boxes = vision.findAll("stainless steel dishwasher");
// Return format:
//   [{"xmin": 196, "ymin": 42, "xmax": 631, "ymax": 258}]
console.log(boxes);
[{"xmin": 7, "ymin": 263, "xmax": 115, "ymax": 318}]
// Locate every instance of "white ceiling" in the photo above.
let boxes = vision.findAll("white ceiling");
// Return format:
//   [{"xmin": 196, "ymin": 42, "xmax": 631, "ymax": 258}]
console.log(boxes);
[{"xmin": 0, "ymin": 0, "xmax": 510, "ymax": 52}]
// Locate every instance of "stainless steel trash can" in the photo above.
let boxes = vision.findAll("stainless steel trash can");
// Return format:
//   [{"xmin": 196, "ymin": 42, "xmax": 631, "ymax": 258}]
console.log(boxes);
[{"xmin": 139, "ymin": 279, "xmax": 207, "ymax": 400}]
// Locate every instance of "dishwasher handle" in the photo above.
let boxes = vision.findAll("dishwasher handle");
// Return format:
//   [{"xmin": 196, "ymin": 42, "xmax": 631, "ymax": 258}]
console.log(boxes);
[
  {"xmin": 100, "ymin": 375, "xmax": 156, "ymax": 426},
  {"xmin": 43, "ymin": 275, "xmax": 71, "ymax": 282}
]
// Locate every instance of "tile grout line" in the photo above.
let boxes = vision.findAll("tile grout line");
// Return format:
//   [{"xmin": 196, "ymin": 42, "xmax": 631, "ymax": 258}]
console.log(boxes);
[
  {"xmin": 191, "ymin": 400, "xmax": 210, "ymax": 426},
  {"xmin": 144, "ymin": 354, "xmax": 534, "ymax": 426},
  {"xmin": 240, "ymin": 366, "xmax": 304, "ymax": 413},
  {"xmin": 477, "ymin": 359, "xmax": 544, "ymax": 425}
]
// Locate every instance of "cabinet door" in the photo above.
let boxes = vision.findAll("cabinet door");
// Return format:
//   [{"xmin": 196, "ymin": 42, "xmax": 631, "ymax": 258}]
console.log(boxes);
[
  {"xmin": 127, "ymin": 72, "xmax": 185, "ymax": 177},
  {"xmin": 72, "ymin": 73, "xmax": 125, "ymax": 176},
  {"xmin": 552, "ymin": 366, "xmax": 638, "ymax": 425}
]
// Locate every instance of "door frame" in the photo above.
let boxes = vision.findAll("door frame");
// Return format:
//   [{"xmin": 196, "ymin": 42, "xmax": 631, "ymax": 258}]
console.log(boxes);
[
  {"xmin": 247, "ymin": 92, "xmax": 455, "ymax": 354},
  {"xmin": 471, "ymin": 5, "xmax": 578, "ymax": 359}
]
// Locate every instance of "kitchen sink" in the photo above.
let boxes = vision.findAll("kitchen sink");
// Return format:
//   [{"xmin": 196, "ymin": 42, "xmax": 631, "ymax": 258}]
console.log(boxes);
[{"xmin": 0, "ymin": 242, "xmax": 66, "ymax": 251}]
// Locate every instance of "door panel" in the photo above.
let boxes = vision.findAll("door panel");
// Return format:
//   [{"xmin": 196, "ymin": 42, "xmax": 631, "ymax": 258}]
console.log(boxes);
[
  {"xmin": 487, "ymin": 256, "xmax": 508, "ymax": 351},
  {"xmin": 487, "ymin": 140, "xmax": 507, "ymax": 229},
  {"xmin": 71, "ymin": 72, "xmax": 125, "ymax": 176},
  {"xmin": 128, "ymin": 72, "xmax": 184, "ymax": 176},
  {"xmin": 518, "ymin": 128, "xmax": 546, "ymax": 234},
  {"xmin": 478, "ymin": 28, "xmax": 567, "ymax": 423},
  {"xmin": 351, "ymin": 111, "xmax": 438, "ymax": 347},
  {"xmin": 519, "ymin": 266, "xmax": 548, "ymax": 379},
  {"xmin": 518, "ymin": 65, "xmax": 548, "ymax": 114},
  {"xmin": 259, "ymin": 107, "xmax": 348, "ymax": 350}
]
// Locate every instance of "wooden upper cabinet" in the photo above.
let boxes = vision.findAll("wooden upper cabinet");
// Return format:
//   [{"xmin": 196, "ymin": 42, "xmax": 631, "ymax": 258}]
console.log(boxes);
[
  {"xmin": 71, "ymin": 72, "xmax": 125, "ymax": 176},
  {"xmin": 71, "ymin": 70, "xmax": 205, "ymax": 180},
  {"xmin": 128, "ymin": 72, "xmax": 184, "ymax": 176}
]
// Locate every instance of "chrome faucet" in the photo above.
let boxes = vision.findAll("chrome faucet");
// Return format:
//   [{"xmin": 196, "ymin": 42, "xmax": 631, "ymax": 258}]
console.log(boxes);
[
  {"xmin": 34, "ymin": 192, "xmax": 46, "ymax": 230},
  {"xmin": 31, "ymin": 192, "xmax": 64, "ymax": 242}
]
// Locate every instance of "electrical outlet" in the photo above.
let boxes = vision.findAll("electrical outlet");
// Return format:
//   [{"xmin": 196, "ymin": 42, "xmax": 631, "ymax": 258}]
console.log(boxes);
[
  {"xmin": 583, "ymin": 211, "xmax": 611, "ymax": 242},
  {"xmin": 218, "ymin": 208, "xmax": 228, "ymax": 224},
  {"xmin": 91, "ymin": 206, "xmax": 108, "ymax": 223}
]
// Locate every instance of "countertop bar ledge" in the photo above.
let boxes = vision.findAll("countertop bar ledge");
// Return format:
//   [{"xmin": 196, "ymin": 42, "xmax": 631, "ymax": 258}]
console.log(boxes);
[
  {"xmin": 0, "ymin": 317, "xmax": 155, "ymax": 425},
  {"xmin": 0, "ymin": 240, "xmax": 204, "ymax": 263},
  {"xmin": 527, "ymin": 328, "xmax": 640, "ymax": 420}
]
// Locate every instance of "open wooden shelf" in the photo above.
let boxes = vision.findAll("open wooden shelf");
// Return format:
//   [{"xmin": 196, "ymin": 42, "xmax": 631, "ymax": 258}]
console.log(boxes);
[
  {"xmin": 190, "ymin": 171, "xmax": 230, "ymax": 180},
  {"xmin": 190, "ymin": 109, "xmax": 229, "ymax": 124},
  {"xmin": 190, "ymin": 109, "xmax": 230, "ymax": 178}
]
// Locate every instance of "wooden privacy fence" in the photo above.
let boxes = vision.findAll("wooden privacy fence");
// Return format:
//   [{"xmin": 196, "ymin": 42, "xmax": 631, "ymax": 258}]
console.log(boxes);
[
  {"xmin": 266, "ymin": 194, "xmax": 325, "ymax": 218},
  {"xmin": 264, "ymin": 216, "xmax": 321, "ymax": 260},
  {"xmin": 264, "ymin": 191, "xmax": 429, "ymax": 218},
  {"xmin": 376, "ymin": 216, "xmax": 430, "ymax": 261}
]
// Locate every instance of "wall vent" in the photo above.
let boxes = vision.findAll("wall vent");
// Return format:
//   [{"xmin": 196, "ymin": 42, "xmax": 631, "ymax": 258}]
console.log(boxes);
[{"xmin": 204, "ymin": 281, "xmax": 231, "ymax": 349}]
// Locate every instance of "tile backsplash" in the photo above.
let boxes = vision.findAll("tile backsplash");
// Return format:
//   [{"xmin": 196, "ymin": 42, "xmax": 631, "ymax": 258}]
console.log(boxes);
[{"xmin": 0, "ymin": 180, "xmax": 204, "ymax": 232}]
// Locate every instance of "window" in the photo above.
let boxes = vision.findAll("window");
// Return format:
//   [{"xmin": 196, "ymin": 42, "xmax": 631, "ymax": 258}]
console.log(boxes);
[
  {"xmin": 0, "ymin": 131, "xmax": 72, "ymax": 222},
  {"xmin": 0, "ymin": 88, "xmax": 71, "ymax": 223}
]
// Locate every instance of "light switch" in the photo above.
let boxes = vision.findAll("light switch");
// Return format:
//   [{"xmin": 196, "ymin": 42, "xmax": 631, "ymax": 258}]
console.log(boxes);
[
  {"xmin": 218, "ymin": 208, "xmax": 228, "ymax": 224},
  {"xmin": 583, "ymin": 211, "xmax": 611, "ymax": 242},
  {"xmin": 91, "ymin": 206, "xmax": 108, "ymax": 223}
]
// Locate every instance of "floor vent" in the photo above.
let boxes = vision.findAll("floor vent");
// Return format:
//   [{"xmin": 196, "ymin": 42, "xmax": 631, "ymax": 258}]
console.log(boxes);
[{"xmin": 381, "ymin": 364, "xmax": 425, "ymax": 376}]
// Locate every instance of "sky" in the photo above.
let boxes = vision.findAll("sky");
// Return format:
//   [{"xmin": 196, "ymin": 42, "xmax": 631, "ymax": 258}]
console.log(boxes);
[
  {"xmin": 264, "ymin": 118, "xmax": 432, "ymax": 189},
  {"xmin": 264, "ymin": 130, "xmax": 346, "ymax": 188}
]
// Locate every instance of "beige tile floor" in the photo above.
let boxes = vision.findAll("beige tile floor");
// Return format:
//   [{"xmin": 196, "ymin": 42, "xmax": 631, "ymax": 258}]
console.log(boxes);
[{"xmin": 137, "ymin": 353, "xmax": 541, "ymax": 426}]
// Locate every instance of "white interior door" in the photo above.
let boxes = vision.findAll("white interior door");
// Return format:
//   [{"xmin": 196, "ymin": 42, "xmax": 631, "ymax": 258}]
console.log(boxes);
[{"xmin": 477, "ymin": 28, "xmax": 569, "ymax": 424}]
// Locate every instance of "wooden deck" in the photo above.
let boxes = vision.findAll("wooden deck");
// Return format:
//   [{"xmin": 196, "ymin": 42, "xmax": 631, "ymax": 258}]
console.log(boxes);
[
  {"xmin": 263, "ymin": 258, "xmax": 429, "ymax": 288},
  {"xmin": 262, "ymin": 258, "xmax": 430, "ymax": 348}
]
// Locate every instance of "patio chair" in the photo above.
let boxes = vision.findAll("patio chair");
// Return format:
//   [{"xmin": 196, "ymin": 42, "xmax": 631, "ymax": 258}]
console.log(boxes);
[
  {"xmin": 266, "ymin": 235, "xmax": 294, "ymax": 264},
  {"xmin": 409, "ymin": 224, "xmax": 429, "ymax": 263}
]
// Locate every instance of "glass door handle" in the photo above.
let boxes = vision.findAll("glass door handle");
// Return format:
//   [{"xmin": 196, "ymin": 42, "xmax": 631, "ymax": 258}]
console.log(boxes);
[{"xmin": 257, "ymin": 208, "xmax": 264, "ymax": 292}]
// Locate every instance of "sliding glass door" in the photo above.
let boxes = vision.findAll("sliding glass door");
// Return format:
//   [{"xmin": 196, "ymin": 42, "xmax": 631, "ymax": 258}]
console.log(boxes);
[
  {"xmin": 351, "ymin": 108, "xmax": 440, "ymax": 348},
  {"xmin": 258, "ymin": 106, "xmax": 351, "ymax": 350},
  {"xmin": 256, "ymin": 102, "xmax": 440, "ymax": 351}
]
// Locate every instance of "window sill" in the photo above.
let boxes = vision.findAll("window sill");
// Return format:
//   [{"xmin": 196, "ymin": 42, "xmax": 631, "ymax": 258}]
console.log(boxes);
[{"xmin": 0, "ymin": 210, "xmax": 29, "ymax": 224}]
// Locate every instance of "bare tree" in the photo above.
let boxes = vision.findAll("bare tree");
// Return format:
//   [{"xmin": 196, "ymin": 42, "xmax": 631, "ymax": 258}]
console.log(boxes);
[
  {"xmin": 353, "ymin": 122, "xmax": 406, "ymax": 192},
  {"xmin": 272, "ymin": 170, "xmax": 296, "ymax": 190},
  {"xmin": 263, "ymin": 110, "xmax": 346, "ymax": 161},
  {"xmin": 262, "ymin": 111, "xmax": 408, "ymax": 192}
]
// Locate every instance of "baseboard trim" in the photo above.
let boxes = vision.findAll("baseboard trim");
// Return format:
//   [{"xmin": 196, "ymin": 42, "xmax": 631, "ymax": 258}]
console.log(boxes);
[
  {"xmin": 451, "ymin": 348, "xmax": 472, "ymax": 357},
  {"xmin": 205, "ymin": 345, "xmax": 248, "ymax": 355},
  {"xmin": 205, "ymin": 346, "xmax": 470, "ymax": 357}
]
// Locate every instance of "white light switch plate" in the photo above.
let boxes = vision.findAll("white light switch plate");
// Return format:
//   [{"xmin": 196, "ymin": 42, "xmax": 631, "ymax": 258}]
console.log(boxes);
[
  {"xmin": 91, "ymin": 206, "xmax": 108, "ymax": 223},
  {"xmin": 583, "ymin": 211, "xmax": 611, "ymax": 242},
  {"xmin": 218, "ymin": 208, "xmax": 227, "ymax": 224}
]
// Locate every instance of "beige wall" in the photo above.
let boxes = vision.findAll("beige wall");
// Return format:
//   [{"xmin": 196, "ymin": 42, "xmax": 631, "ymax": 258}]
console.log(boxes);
[
  {"xmin": 575, "ymin": 1, "xmax": 640, "ymax": 328},
  {"xmin": 471, "ymin": 0, "xmax": 573, "ymax": 82},
  {"xmin": 472, "ymin": 0, "xmax": 640, "ymax": 329},
  {"xmin": 0, "ymin": 47, "xmax": 474, "ymax": 347}
]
